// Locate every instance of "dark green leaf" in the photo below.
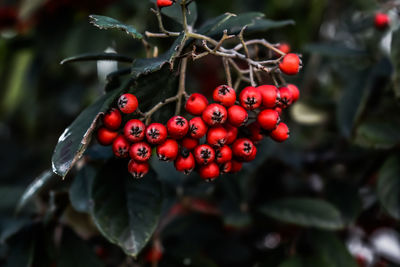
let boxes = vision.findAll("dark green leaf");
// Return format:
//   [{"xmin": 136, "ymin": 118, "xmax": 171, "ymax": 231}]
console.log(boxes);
[
  {"xmin": 354, "ymin": 118, "xmax": 400, "ymax": 149},
  {"xmin": 197, "ymin": 12, "xmax": 294, "ymax": 37},
  {"xmin": 377, "ymin": 156, "xmax": 400, "ymax": 219},
  {"xmin": 60, "ymin": 53, "xmax": 133, "ymax": 65},
  {"xmin": 259, "ymin": 198, "xmax": 344, "ymax": 230},
  {"xmin": 391, "ymin": 28, "xmax": 400, "ymax": 98},
  {"xmin": 89, "ymin": 15, "xmax": 143, "ymax": 39},
  {"xmin": 131, "ymin": 34, "xmax": 185, "ymax": 79},
  {"xmin": 305, "ymin": 44, "xmax": 368, "ymax": 58},
  {"xmin": 51, "ymin": 89, "xmax": 122, "ymax": 178},
  {"xmin": 69, "ymin": 165, "xmax": 97, "ymax": 213},
  {"xmin": 17, "ymin": 170, "xmax": 56, "ymax": 213},
  {"xmin": 90, "ymin": 160, "xmax": 162, "ymax": 257},
  {"xmin": 150, "ymin": 0, "xmax": 198, "ymax": 26},
  {"xmin": 58, "ymin": 228, "xmax": 104, "ymax": 267},
  {"xmin": 4, "ymin": 224, "xmax": 36, "ymax": 267}
]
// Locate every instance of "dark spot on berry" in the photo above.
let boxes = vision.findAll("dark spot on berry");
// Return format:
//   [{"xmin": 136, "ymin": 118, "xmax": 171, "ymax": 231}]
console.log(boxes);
[
  {"xmin": 137, "ymin": 147, "xmax": 148, "ymax": 158},
  {"xmin": 200, "ymin": 148, "xmax": 211, "ymax": 162},
  {"xmin": 158, "ymin": 154, "xmax": 169, "ymax": 161},
  {"xmin": 118, "ymin": 146, "xmax": 128, "ymax": 156},
  {"xmin": 243, "ymin": 142, "xmax": 252, "ymax": 153},
  {"xmin": 218, "ymin": 85, "xmax": 230, "ymax": 95},
  {"xmin": 148, "ymin": 128, "xmax": 160, "ymax": 140},
  {"xmin": 181, "ymin": 148, "xmax": 190, "ymax": 158},
  {"xmin": 211, "ymin": 110, "xmax": 223, "ymax": 123},
  {"xmin": 130, "ymin": 126, "xmax": 143, "ymax": 137},
  {"xmin": 118, "ymin": 97, "xmax": 127, "ymax": 108},
  {"xmin": 175, "ymin": 117, "xmax": 186, "ymax": 127},
  {"xmin": 216, "ymin": 150, "xmax": 222, "ymax": 159},
  {"xmin": 245, "ymin": 97, "xmax": 257, "ymax": 108},
  {"xmin": 183, "ymin": 169, "xmax": 192, "ymax": 175},
  {"xmin": 189, "ymin": 124, "xmax": 198, "ymax": 134},
  {"xmin": 217, "ymin": 139, "xmax": 226, "ymax": 147}
]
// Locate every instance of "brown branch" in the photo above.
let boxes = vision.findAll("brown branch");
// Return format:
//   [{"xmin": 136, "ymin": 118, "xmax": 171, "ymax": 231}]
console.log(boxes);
[{"xmin": 176, "ymin": 57, "xmax": 188, "ymax": 115}]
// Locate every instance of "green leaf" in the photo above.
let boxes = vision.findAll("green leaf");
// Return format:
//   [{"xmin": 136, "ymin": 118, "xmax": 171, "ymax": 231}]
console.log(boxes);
[
  {"xmin": 58, "ymin": 228, "xmax": 104, "ymax": 267},
  {"xmin": 69, "ymin": 165, "xmax": 97, "ymax": 213},
  {"xmin": 17, "ymin": 170, "xmax": 56, "ymax": 213},
  {"xmin": 90, "ymin": 160, "xmax": 162, "ymax": 257},
  {"xmin": 4, "ymin": 224, "xmax": 36, "ymax": 267},
  {"xmin": 259, "ymin": 198, "xmax": 344, "ymax": 230},
  {"xmin": 51, "ymin": 89, "xmax": 122, "ymax": 178},
  {"xmin": 354, "ymin": 118, "xmax": 400, "ymax": 149},
  {"xmin": 391, "ymin": 28, "xmax": 400, "ymax": 99},
  {"xmin": 89, "ymin": 15, "xmax": 143, "ymax": 39},
  {"xmin": 197, "ymin": 12, "xmax": 294, "ymax": 37},
  {"xmin": 150, "ymin": 0, "xmax": 198, "ymax": 26},
  {"xmin": 377, "ymin": 156, "xmax": 400, "ymax": 219},
  {"xmin": 305, "ymin": 44, "xmax": 368, "ymax": 58},
  {"xmin": 60, "ymin": 53, "xmax": 133, "ymax": 65},
  {"xmin": 131, "ymin": 34, "xmax": 185, "ymax": 79}
]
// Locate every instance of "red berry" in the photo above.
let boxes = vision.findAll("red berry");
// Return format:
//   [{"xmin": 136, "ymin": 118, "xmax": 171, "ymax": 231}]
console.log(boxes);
[
  {"xmin": 202, "ymin": 104, "xmax": 228, "ymax": 126},
  {"xmin": 145, "ymin": 246, "xmax": 163, "ymax": 263},
  {"xmin": 156, "ymin": 139, "xmax": 179, "ymax": 161},
  {"xmin": 257, "ymin": 85, "xmax": 280, "ymax": 108},
  {"xmin": 213, "ymin": 85, "xmax": 236, "ymax": 107},
  {"xmin": 124, "ymin": 119, "xmax": 145, "ymax": 143},
  {"xmin": 220, "ymin": 161, "xmax": 232, "ymax": 174},
  {"xmin": 194, "ymin": 144, "xmax": 215, "ymax": 165},
  {"xmin": 232, "ymin": 138, "xmax": 254, "ymax": 160},
  {"xmin": 277, "ymin": 43, "xmax": 291, "ymax": 54},
  {"xmin": 167, "ymin": 116, "xmax": 189, "ymax": 139},
  {"xmin": 230, "ymin": 160, "xmax": 243, "ymax": 173},
  {"xmin": 185, "ymin": 93, "xmax": 208, "ymax": 115},
  {"xmin": 112, "ymin": 135, "xmax": 130, "ymax": 158},
  {"xmin": 257, "ymin": 109, "xmax": 279, "ymax": 131},
  {"xmin": 227, "ymin": 105, "xmax": 248, "ymax": 127},
  {"xmin": 243, "ymin": 146, "xmax": 257, "ymax": 162},
  {"xmin": 189, "ymin": 117, "xmax": 208, "ymax": 139},
  {"xmin": 199, "ymin": 163, "xmax": 220, "ymax": 182},
  {"xmin": 278, "ymin": 87, "xmax": 293, "ymax": 108},
  {"xmin": 239, "ymin": 86, "xmax": 262, "ymax": 110},
  {"xmin": 215, "ymin": 145, "xmax": 232, "ymax": 164},
  {"xmin": 374, "ymin": 13, "xmax": 390, "ymax": 30},
  {"xmin": 128, "ymin": 159, "xmax": 149, "ymax": 179},
  {"xmin": 270, "ymin": 122, "xmax": 290, "ymax": 142},
  {"xmin": 97, "ymin": 127, "xmax": 118, "ymax": 145},
  {"xmin": 103, "ymin": 108, "xmax": 122, "ymax": 130},
  {"xmin": 224, "ymin": 124, "xmax": 238, "ymax": 145},
  {"xmin": 286, "ymin": 84, "xmax": 299, "ymax": 103},
  {"xmin": 157, "ymin": 0, "xmax": 174, "ymax": 8},
  {"xmin": 146, "ymin": 123, "xmax": 167, "ymax": 145},
  {"xmin": 118, "ymin": 93, "xmax": 138, "ymax": 114},
  {"xmin": 129, "ymin": 142, "xmax": 152, "ymax": 162},
  {"xmin": 174, "ymin": 152, "xmax": 195, "ymax": 174},
  {"xmin": 279, "ymin": 53, "xmax": 301, "ymax": 75},
  {"xmin": 275, "ymin": 107, "xmax": 282, "ymax": 116},
  {"xmin": 181, "ymin": 137, "xmax": 199, "ymax": 150},
  {"xmin": 207, "ymin": 126, "xmax": 227, "ymax": 148},
  {"xmin": 247, "ymin": 122, "xmax": 264, "ymax": 143}
]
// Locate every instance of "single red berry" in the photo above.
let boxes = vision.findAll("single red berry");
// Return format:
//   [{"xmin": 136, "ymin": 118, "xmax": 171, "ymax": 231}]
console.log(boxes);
[
  {"xmin": 174, "ymin": 152, "xmax": 195, "ymax": 174},
  {"xmin": 239, "ymin": 86, "xmax": 262, "ymax": 110},
  {"xmin": 181, "ymin": 137, "xmax": 199, "ymax": 150},
  {"xmin": 213, "ymin": 85, "xmax": 236, "ymax": 107},
  {"xmin": 129, "ymin": 142, "xmax": 152, "ymax": 162},
  {"xmin": 247, "ymin": 122, "xmax": 264, "ymax": 143},
  {"xmin": 199, "ymin": 163, "xmax": 220, "ymax": 182},
  {"xmin": 189, "ymin": 117, "xmax": 208, "ymax": 139},
  {"xmin": 112, "ymin": 135, "xmax": 130, "ymax": 158},
  {"xmin": 97, "ymin": 127, "xmax": 118, "ymax": 146},
  {"xmin": 277, "ymin": 43, "xmax": 291, "ymax": 54},
  {"xmin": 145, "ymin": 246, "xmax": 163, "ymax": 263},
  {"xmin": 275, "ymin": 107, "xmax": 282, "ymax": 116},
  {"xmin": 278, "ymin": 87, "xmax": 293, "ymax": 108},
  {"xmin": 215, "ymin": 145, "xmax": 232, "ymax": 164},
  {"xmin": 232, "ymin": 138, "xmax": 254, "ymax": 160},
  {"xmin": 124, "ymin": 119, "xmax": 145, "ymax": 143},
  {"xmin": 202, "ymin": 104, "xmax": 228, "ymax": 126},
  {"xmin": 157, "ymin": 0, "xmax": 174, "ymax": 8},
  {"xmin": 128, "ymin": 159, "xmax": 149, "ymax": 179},
  {"xmin": 257, "ymin": 85, "xmax": 280, "ymax": 109},
  {"xmin": 286, "ymin": 84, "xmax": 299, "ymax": 103},
  {"xmin": 270, "ymin": 122, "xmax": 290, "ymax": 142},
  {"xmin": 227, "ymin": 105, "xmax": 248, "ymax": 127},
  {"xmin": 118, "ymin": 93, "xmax": 138, "ymax": 114},
  {"xmin": 103, "ymin": 108, "xmax": 122, "ymax": 130},
  {"xmin": 279, "ymin": 53, "xmax": 301, "ymax": 75},
  {"xmin": 220, "ymin": 161, "xmax": 232, "ymax": 174},
  {"xmin": 374, "ymin": 13, "xmax": 390, "ymax": 30},
  {"xmin": 156, "ymin": 139, "xmax": 179, "ymax": 161},
  {"xmin": 243, "ymin": 145, "xmax": 257, "ymax": 162},
  {"xmin": 167, "ymin": 116, "xmax": 189, "ymax": 139},
  {"xmin": 224, "ymin": 123, "xmax": 238, "ymax": 145},
  {"xmin": 230, "ymin": 160, "xmax": 243, "ymax": 173},
  {"xmin": 194, "ymin": 144, "xmax": 215, "ymax": 165},
  {"xmin": 146, "ymin": 123, "xmax": 167, "ymax": 145},
  {"xmin": 185, "ymin": 93, "xmax": 209, "ymax": 115},
  {"xmin": 207, "ymin": 126, "xmax": 227, "ymax": 148},
  {"xmin": 257, "ymin": 109, "xmax": 280, "ymax": 131}
]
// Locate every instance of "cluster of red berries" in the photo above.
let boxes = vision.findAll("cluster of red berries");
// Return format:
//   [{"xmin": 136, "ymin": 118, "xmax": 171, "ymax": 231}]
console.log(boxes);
[{"xmin": 96, "ymin": 80, "xmax": 299, "ymax": 181}]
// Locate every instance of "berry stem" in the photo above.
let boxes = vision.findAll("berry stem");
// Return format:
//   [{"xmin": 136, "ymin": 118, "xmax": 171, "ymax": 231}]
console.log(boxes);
[
  {"xmin": 175, "ymin": 56, "xmax": 188, "ymax": 115},
  {"xmin": 222, "ymin": 57, "xmax": 233, "ymax": 88}
]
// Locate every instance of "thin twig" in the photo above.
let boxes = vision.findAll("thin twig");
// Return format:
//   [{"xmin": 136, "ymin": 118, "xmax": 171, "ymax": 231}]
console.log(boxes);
[
  {"xmin": 222, "ymin": 57, "xmax": 232, "ymax": 87},
  {"xmin": 144, "ymin": 96, "xmax": 179, "ymax": 124},
  {"xmin": 234, "ymin": 39, "xmax": 285, "ymax": 56},
  {"xmin": 175, "ymin": 57, "xmax": 188, "ymax": 115}
]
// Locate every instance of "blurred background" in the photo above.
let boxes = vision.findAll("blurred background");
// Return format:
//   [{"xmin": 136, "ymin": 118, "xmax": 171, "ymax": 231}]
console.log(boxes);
[{"xmin": 1, "ymin": 0, "xmax": 400, "ymax": 266}]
